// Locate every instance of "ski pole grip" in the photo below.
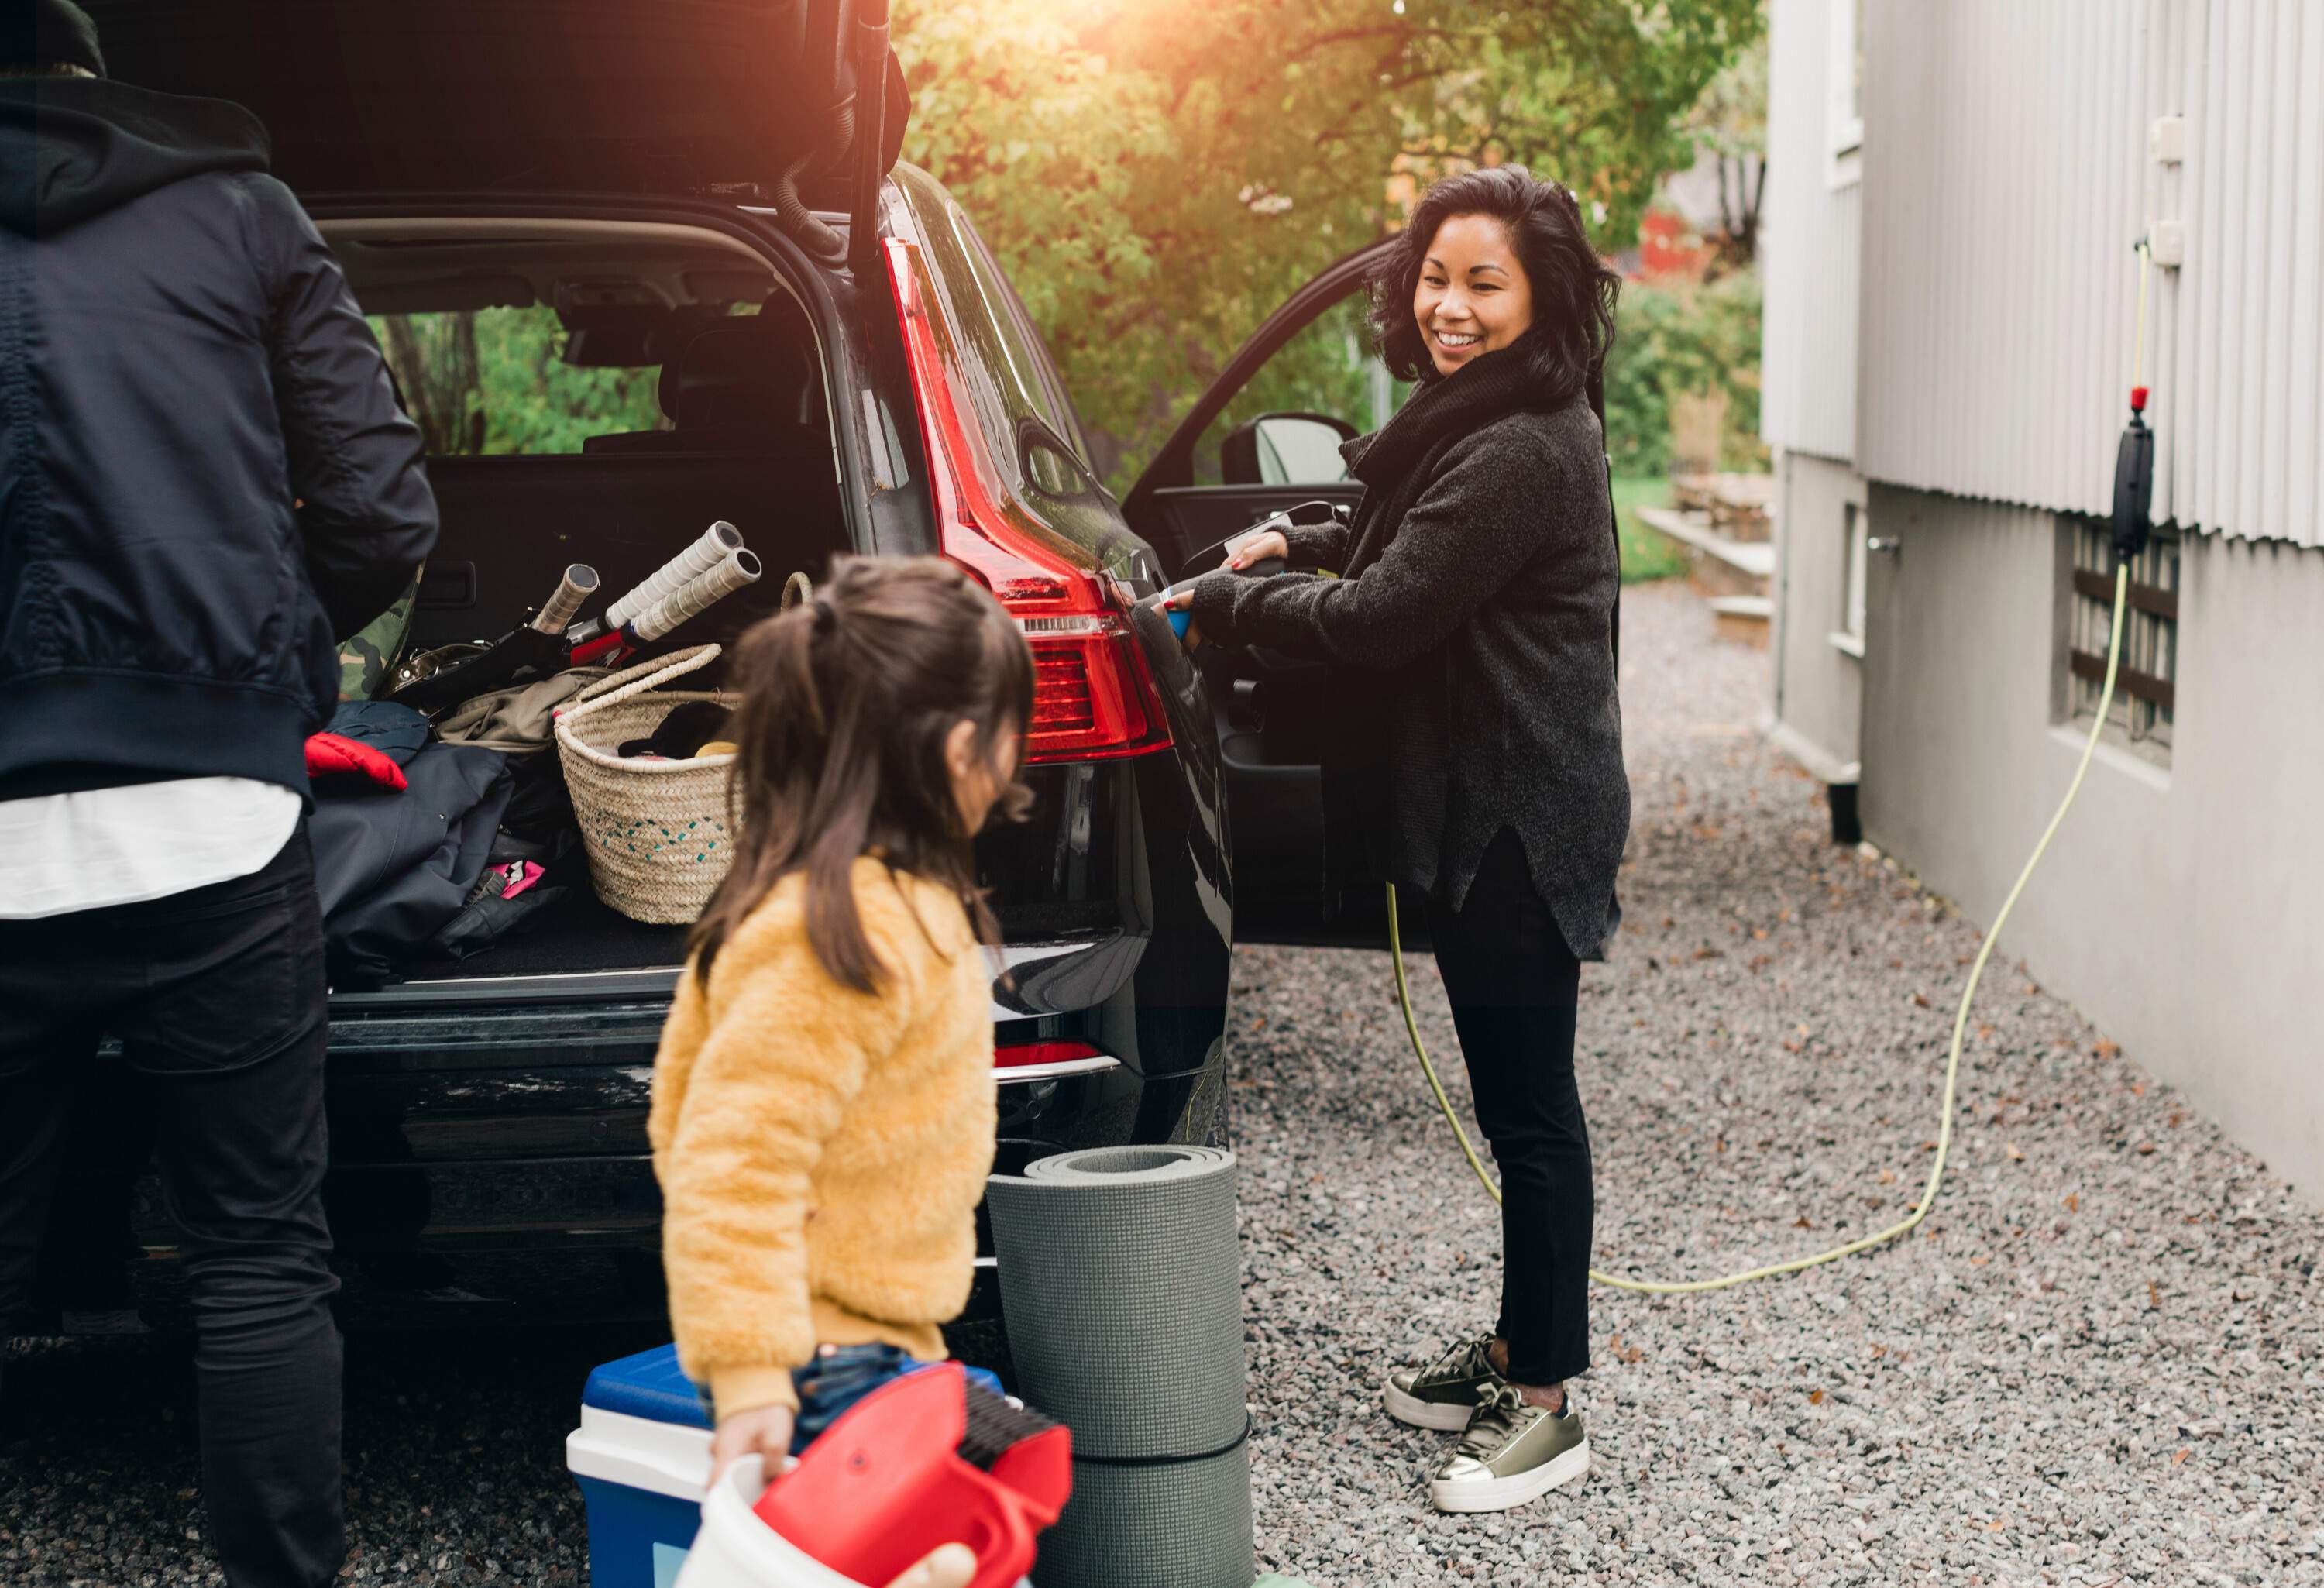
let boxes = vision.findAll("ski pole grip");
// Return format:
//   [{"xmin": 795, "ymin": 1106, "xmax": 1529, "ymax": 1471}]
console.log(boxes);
[
  {"xmin": 605, "ymin": 521, "xmax": 744, "ymax": 631},
  {"xmin": 628, "ymin": 547, "xmax": 762, "ymax": 641}
]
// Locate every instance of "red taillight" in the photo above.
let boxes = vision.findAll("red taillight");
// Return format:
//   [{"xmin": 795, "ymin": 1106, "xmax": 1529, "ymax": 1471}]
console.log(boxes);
[
  {"xmin": 993, "ymin": 1039, "xmax": 1111, "ymax": 1071},
  {"xmin": 885, "ymin": 238, "xmax": 1173, "ymax": 764}
]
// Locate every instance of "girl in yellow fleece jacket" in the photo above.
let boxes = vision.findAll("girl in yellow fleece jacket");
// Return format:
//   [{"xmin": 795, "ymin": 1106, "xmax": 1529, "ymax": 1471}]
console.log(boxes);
[{"xmin": 649, "ymin": 554, "xmax": 1032, "ymax": 1489}]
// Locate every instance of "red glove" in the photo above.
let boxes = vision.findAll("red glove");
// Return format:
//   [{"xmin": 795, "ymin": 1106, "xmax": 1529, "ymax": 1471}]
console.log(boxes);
[{"xmin": 305, "ymin": 732, "xmax": 407, "ymax": 791}]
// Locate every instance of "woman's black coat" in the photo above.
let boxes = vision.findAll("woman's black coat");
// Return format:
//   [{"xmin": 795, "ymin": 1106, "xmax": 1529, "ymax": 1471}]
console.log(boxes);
[{"xmin": 1187, "ymin": 394, "xmax": 1628, "ymax": 961}]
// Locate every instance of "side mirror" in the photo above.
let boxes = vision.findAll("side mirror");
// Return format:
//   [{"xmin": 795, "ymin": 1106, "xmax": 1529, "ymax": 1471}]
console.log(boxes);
[{"xmin": 1221, "ymin": 411, "xmax": 1358, "ymax": 486}]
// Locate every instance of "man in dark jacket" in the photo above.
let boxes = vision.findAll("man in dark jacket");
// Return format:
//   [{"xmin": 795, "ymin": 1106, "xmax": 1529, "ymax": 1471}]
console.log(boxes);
[{"xmin": 0, "ymin": 5, "xmax": 435, "ymax": 1585}]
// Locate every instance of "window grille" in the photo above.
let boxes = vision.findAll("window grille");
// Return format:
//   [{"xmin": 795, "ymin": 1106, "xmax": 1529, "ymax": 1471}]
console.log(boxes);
[{"xmin": 2066, "ymin": 517, "xmax": 2177, "ymax": 751}]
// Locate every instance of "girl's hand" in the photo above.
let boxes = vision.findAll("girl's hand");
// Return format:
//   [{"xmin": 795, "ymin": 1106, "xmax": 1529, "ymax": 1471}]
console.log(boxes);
[
  {"xmin": 707, "ymin": 1402, "xmax": 796, "ymax": 1489},
  {"xmin": 884, "ymin": 1544, "xmax": 978, "ymax": 1588},
  {"xmin": 704, "ymin": 1415, "xmax": 973, "ymax": 1588},
  {"xmin": 1225, "ymin": 528, "xmax": 1289, "ymax": 570}
]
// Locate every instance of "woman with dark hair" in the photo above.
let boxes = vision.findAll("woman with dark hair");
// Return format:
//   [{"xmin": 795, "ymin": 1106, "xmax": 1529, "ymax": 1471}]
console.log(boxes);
[{"xmin": 1164, "ymin": 164, "xmax": 1628, "ymax": 1514}]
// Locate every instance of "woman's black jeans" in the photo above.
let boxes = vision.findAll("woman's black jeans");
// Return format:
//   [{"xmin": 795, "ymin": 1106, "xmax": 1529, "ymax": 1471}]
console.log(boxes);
[{"xmin": 1425, "ymin": 827, "xmax": 1591, "ymax": 1387}]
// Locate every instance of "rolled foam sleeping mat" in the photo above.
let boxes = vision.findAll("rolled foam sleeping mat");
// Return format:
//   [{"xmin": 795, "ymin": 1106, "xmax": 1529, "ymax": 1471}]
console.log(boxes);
[
  {"xmin": 986, "ymin": 1144, "xmax": 1251, "ymax": 1588},
  {"xmin": 987, "ymin": 1144, "xmax": 1245, "ymax": 1459},
  {"xmin": 1035, "ymin": 1442, "xmax": 1254, "ymax": 1588}
]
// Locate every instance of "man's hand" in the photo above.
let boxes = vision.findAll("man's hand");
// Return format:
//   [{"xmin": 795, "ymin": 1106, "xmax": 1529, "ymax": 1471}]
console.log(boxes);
[
  {"xmin": 1224, "ymin": 528, "xmax": 1289, "ymax": 570},
  {"xmin": 707, "ymin": 1402, "xmax": 795, "ymax": 1490}
]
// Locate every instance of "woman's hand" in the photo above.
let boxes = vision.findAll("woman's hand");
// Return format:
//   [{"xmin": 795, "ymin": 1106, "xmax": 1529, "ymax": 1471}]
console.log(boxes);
[
  {"xmin": 1224, "ymin": 528, "xmax": 1288, "ymax": 570},
  {"xmin": 706, "ymin": 1402, "xmax": 795, "ymax": 1490},
  {"xmin": 1157, "ymin": 588, "xmax": 1202, "ymax": 651}
]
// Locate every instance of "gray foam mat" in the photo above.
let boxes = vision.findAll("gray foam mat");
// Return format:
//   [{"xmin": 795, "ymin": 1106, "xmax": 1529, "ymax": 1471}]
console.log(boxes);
[
  {"xmin": 1036, "ymin": 1444, "xmax": 1256, "ymax": 1588},
  {"xmin": 988, "ymin": 1145, "xmax": 1247, "ymax": 1462}
]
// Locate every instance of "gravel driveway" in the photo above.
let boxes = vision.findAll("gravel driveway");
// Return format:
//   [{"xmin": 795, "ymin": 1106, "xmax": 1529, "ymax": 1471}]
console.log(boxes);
[
  {"xmin": 3, "ymin": 581, "xmax": 2316, "ymax": 1587},
  {"xmin": 1236, "ymin": 581, "xmax": 2322, "ymax": 1586}
]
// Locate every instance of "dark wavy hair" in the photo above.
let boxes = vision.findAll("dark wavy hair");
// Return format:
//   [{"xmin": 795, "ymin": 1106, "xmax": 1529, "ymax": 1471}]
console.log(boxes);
[
  {"xmin": 1368, "ymin": 164, "xmax": 1621, "ymax": 407},
  {"xmin": 688, "ymin": 555, "xmax": 1034, "ymax": 994}
]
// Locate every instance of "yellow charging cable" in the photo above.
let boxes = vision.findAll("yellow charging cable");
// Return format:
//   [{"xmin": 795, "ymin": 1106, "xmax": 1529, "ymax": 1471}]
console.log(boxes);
[{"xmin": 1391, "ymin": 562, "xmax": 2132, "ymax": 1293}]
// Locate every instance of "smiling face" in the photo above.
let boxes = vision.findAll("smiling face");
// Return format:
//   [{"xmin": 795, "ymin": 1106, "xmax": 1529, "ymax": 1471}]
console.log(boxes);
[{"xmin": 1412, "ymin": 211, "xmax": 1535, "ymax": 378}]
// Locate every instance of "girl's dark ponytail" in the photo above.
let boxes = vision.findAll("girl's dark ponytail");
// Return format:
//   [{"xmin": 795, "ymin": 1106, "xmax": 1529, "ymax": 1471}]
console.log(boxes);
[{"xmin": 687, "ymin": 555, "xmax": 1033, "ymax": 995}]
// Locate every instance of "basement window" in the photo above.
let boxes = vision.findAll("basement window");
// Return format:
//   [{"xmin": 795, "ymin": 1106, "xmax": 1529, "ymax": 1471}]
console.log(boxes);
[
  {"xmin": 1831, "ymin": 500, "xmax": 1869, "ymax": 657},
  {"xmin": 2063, "ymin": 517, "xmax": 2178, "ymax": 757}
]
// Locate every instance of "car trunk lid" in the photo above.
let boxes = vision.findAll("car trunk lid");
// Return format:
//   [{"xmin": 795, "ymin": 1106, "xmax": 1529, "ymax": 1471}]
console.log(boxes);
[{"xmin": 84, "ymin": 1, "xmax": 906, "ymax": 205}]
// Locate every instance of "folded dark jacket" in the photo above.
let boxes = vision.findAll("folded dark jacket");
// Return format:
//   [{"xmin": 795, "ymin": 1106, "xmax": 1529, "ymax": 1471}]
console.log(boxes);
[
  {"xmin": 325, "ymin": 699, "xmax": 431, "ymax": 765},
  {"xmin": 310, "ymin": 742, "xmax": 511, "ymax": 988}
]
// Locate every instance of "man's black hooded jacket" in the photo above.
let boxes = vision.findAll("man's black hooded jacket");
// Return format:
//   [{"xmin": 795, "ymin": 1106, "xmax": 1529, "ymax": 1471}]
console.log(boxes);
[{"xmin": 0, "ymin": 74, "xmax": 435, "ymax": 799}]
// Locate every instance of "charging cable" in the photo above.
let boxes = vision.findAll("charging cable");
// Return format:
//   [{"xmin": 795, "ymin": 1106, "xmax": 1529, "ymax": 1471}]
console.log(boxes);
[
  {"xmin": 1391, "ymin": 242, "xmax": 2156, "ymax": 1293},
  {"xmin": 1391, "ymin": 563, "xmax": 2128, "ymax": 1291}
]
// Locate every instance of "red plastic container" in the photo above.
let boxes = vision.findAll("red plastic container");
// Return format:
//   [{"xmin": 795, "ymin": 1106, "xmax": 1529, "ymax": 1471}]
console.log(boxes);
[{"xmin": 753, "ymin": 1364, "xmax": 1071, "ymax": 1588}]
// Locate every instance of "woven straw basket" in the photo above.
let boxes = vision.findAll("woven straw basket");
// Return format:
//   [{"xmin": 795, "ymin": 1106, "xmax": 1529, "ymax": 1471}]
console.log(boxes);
[{"xmin": 553, "ymin": 644, "xmax": 742, "ymax": 924}]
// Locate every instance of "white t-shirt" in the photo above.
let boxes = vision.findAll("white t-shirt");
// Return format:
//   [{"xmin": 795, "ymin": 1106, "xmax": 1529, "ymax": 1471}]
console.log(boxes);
[{"xmin": 0, "ymin": 777, "xmax": 303, "ymax": 920}]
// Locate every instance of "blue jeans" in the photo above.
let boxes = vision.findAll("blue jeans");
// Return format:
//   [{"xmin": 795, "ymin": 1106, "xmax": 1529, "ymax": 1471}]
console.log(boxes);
[{"xmin": 787, "ymin": 1343, "xmax": 917, "ymax": 1456}]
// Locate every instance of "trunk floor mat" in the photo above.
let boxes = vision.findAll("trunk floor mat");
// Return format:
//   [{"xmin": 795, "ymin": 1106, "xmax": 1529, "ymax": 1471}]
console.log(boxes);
[{"xmin": 400, "ymin": 892, "xmax": 689, "ymax": 982}]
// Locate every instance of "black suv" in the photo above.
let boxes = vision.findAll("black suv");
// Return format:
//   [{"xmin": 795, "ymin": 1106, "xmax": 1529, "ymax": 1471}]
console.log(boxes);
[{"xmin": 46, "ymin": 0, "xmax": 1394, "ymax": 1335}]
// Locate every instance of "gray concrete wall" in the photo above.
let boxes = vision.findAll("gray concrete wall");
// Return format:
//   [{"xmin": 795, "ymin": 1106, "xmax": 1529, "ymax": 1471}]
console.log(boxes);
[
  {"xmin": 1858, "ymin": 483, "xmax": 2324, "ymax": 1200},
  {"xmin": 1769, "ymin": 450, "xmax": 1865, "ymax": 782}
]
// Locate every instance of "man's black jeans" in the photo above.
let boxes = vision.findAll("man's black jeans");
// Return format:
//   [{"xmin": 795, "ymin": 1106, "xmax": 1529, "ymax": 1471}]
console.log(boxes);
[
  {"xmin": 0, "ymin": 827, "xmax": 344, "ymax": 1588},
  {"xmin": 1426, "ymin": 827, "xmax": 1592, "ymax": 1387}
]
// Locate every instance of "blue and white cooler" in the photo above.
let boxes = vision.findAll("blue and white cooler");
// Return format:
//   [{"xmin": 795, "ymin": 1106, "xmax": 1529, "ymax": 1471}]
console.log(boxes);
[
  {"xmin": 566, "ymin": 1343, "xmax": 1004, "ymax": 1588},
  {"xmin": 566, "ymin": 1344, "xmax": 717, "ymax": 1588}
]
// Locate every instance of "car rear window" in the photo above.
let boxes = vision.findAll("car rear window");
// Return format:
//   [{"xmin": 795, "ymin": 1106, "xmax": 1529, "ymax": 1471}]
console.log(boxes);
[{"xmin": 366, "ymin": 305, "xmax": 669, "ymax": 457}]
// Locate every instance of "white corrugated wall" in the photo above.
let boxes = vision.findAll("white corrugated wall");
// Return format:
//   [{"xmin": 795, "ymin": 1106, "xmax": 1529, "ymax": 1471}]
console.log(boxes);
[
  {"xmin": 1855, "ymin": 0, "xmax": 2324, "ymax": 548},
  {"xmin": 1759, "ymin": 0, "xmax": 1861, "ymax": 464}
]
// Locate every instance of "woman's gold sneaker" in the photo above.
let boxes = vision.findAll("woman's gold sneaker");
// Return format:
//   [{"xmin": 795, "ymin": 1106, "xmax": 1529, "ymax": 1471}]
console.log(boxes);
[
  {"xmin": 1428, "ymin": 1383, "xmax": 1590, "ymax": 1513},
  {"xmin": 1383, "ymin": 1334, "xmax": 1504, "ymax": 1431}
]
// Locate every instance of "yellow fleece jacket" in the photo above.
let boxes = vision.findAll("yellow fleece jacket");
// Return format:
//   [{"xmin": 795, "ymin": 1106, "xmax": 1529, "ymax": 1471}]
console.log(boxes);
[{"xmin": 648, "ymin": 857, "xmax": 995, "ymax": 1418}]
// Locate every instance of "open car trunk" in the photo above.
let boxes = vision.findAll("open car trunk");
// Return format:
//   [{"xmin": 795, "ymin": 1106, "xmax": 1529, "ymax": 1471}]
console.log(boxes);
[
  {"xmin": 321, "ymin": 215, "xmax": 856, "ymax": 992},
  {"xmin": 84, "ymin": 0, "xmax": 908, "ymax": 206},
  {"xmin": 374, "ymin": 413, "xmax": 847, "ymax": 985}
]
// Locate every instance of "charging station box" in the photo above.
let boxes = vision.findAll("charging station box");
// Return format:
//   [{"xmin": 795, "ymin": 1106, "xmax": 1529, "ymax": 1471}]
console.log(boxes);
[{"xmin": 566, "ymin": 1342, "xmax": 1005, "ymax": 1588}]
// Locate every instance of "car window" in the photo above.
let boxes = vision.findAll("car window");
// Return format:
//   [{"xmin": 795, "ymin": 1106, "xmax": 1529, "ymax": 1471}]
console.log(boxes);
[
  {"xmin": 959, "ymin": 218, "xmax": 1096, "ymax": 474},
  {"xmin": 1189, "ymin": 294, "xmax": 1412, "ymax": 486},
  {"xmin": 365, "ymin": 301, "xmax": 761, "ymax": 457},
  {"xmin": 942, "ymin": 206, "xmax": 1096, "ymax": 488}
]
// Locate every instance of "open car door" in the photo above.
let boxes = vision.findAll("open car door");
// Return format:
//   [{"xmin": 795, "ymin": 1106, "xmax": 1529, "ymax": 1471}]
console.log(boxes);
[{"xmin": 1121, "ymin": 240, "xmax": 1402, "ymax": 946}]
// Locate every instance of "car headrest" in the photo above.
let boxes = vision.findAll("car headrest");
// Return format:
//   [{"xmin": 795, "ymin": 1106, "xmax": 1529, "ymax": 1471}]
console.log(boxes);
[{"xmin": 662, "ymin": 320, "xmax": 816, "ymax": 433}]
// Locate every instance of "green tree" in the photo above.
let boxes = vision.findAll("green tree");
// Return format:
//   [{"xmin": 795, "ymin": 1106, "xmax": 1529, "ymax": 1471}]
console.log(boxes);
[
  {"xmin": 1600, "ymin": 270, "xmax": 1765, "ymax": 476},
  {"xmin": 470, "ymin": 308, "xmax": 661, "ymax": 455},
  {"xmin": 1682, "ymin": 30, "xmax": 1769, "ymax": 273},
  {"xmin": 369, "ymin": 308, "xmax": 660, "ymax": 456},
  {"xmin": 892, "ymin": 0, "xmax": 1764, "ymax": 491}
]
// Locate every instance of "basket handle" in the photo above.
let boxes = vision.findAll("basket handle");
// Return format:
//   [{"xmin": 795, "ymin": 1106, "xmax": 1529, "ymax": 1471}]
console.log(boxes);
[{"xmin": 559, "ymin": 643, "xmax": 724, "ymax": 725}]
